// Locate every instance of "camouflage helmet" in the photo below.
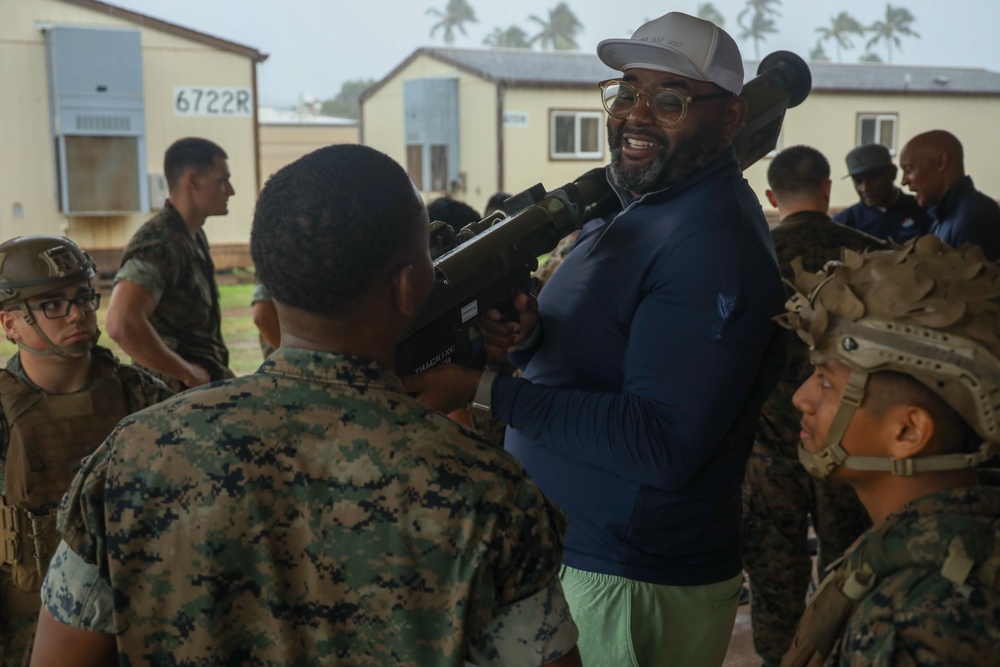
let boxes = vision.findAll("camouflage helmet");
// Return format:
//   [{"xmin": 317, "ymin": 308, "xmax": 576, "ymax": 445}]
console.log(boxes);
[
  {"xmin": 779, "ymin": 235, "xmax": 1000, "ymax": 477},
  {"xmin": 0, "ymin": 235, "xmax": 97, "ymax": 305}
]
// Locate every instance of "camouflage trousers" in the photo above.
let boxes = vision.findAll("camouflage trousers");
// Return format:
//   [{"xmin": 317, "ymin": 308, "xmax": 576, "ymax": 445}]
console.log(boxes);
[
  {"xmin": 741, "ymin": 446, "xmax": 871, "ymax": 666},
  {"xmin": 0, "ymin": 566, "xmax": 39, "ymax": 667}
]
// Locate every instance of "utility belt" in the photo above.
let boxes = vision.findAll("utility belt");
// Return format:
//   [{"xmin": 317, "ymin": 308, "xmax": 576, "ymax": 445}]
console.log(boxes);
[{"xmin": 0, "ymin": 499, "xmax": 57, "ymax": 592}]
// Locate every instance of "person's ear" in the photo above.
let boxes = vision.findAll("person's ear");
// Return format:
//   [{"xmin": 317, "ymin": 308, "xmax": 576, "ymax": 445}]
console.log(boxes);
[
  {"xmin": 932, "ymin": 150, "xmax": 949, "ymax": 174},
  {"xmin": 0, "ymin": 309, "xmax": 21, "ymax": 341},
  {"xmin": 765, "ymin": 189, "xmax": 778, "ymax": 208},
  {"xmin": 722, "ymin": 95, "xmax": 747, "ymax": 143},
  {"xmin": 392, "ymin": 264, "xmax": 418, "ymax": 318},
  {"xmin": 887, "ymin": 405, "xmax": 936, "ymax": 459},
  {"xmin": 822, "ymin": 179, "xmax": 832, "ymax": 203},
  {"xmin": 184, "ymin": 167, "xmax": 200, "ymax": 192}
]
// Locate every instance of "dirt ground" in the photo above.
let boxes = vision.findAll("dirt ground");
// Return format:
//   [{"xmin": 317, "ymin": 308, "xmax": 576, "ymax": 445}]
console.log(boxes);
[{"xmin": 724, "ymin": 603, "xmax": 760, "ymax": 666}]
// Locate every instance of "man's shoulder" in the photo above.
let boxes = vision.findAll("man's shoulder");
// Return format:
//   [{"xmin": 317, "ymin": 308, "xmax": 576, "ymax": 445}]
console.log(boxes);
[
  {"xmin": 123, "ymin": 208, "xmax": 185, "ymax": 252},
  {"xmin": 101, "ymin": 352, "xmax": 173, "ymax": 406},
  {"xmin": 967, "ymin": 185, "xmax": 1000, "ymax": 217},
  {"xmin": 112, "ymin": 371, "xmax": 525, "ymax": 474},
  {"xmin": 772, "ymin": 214, "xmax": 882, "ymax": 260}
]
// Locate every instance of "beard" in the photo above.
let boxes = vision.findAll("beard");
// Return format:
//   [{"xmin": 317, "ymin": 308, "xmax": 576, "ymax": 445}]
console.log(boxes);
[{"xmin": 608, "ymin": 122, "xmax": 727, "ymax": 195}]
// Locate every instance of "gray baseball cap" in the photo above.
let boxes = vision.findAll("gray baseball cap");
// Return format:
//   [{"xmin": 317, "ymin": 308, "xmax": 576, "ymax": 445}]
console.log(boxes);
[
  {"xmin": 845, "ymin": 144, "xmax": 894, "ymax": 177},
  {"xmin": 596, "ymin": 12, "xmax": 744, "ymax": 95}
]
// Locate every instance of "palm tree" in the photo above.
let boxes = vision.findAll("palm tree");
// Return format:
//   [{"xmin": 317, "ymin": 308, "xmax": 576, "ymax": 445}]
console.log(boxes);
[
  {"xmin": 815, "ymin": 12, "xmax": 865, "ymax": 63},
  {"xmin": 696, "ymin": 2, "xmax": 725, "ymax": 27},
  {"xmin": 737, "ymin": 0, "xmax": 781, "ymax": 58},
  {"xmin": 483, "ymin": 26, "xmax": 531, "ymax": 49},
  {"xmin": 809, "ymin": 41, "xmax": 830, "ymax": 61},
  {"xmin": 866, "ymin": 4, "xmax": 919, "ymax": 64},
  {"xmin": 426, "ymin": 0, "xmax": 478, "ymax": 45},
  {"xmin": 529, "ymin": 3, "xmax": 583, "ymax": 51}
]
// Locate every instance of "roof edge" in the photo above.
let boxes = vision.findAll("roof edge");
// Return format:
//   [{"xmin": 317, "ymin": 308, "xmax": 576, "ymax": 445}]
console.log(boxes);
[{"xmin": 57, "ymin": 0, "xmax": 268, "ymax": 63}]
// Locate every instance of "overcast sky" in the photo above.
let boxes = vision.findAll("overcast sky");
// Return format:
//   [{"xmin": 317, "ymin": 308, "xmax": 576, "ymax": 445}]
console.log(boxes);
[{"xmin": 111, "ymin": 0, "xmax": 1000, "ymax": 107}]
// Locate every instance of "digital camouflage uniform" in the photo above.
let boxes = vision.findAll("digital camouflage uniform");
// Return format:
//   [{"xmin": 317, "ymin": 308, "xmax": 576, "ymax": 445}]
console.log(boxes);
[
  {"xmin": 533, "ymin": 230, "xmax": 579, "ymax": 288},
  {"xmin": 49, "ymin": 347, "xmax": 577, "ymax": 666},
  {"xmin": 0, "ymin": 347, "xmax": 172, "ymax": 667},
  {"xmin": 782, "ymin": 486, "xmax": 1000, "ymax": 666},
  {"xmin": 116, "ymin": 201, "xmax": 233, "ymax": 391},
  {"xmin": 743, "ymin": 212, "xmax": 884, "ymax": 665}
]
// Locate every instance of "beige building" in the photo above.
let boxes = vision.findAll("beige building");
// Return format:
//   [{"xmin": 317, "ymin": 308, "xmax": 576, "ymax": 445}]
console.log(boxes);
[
  {"xmin": 258, "ymin": 106, "xmax": 358, "ymax": 187},
  {"xmin": 0, "ymin": 0, "xmax": 267, "ymax": 271},
  {"xmin": 361, "ymin": 47, "xmax": 1000, "ymax": 218}
]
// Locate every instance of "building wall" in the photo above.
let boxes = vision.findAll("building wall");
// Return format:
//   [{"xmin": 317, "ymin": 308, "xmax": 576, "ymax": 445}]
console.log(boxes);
[
  {"xmin": 499, "ymin": 86, "xmax": 607, "ymax": 199},
  {"xmin": 742, "ymin": 92, "xmax": 1000, "ymax": 216},
  {"xmin": 363, "ymin": 54, "xmax": 503, "ymax": 212},
  {"xmin": 363, "ymin": 55, "xmax": 612, "ymax": 213},
  {"xmin": 0, "ymin": 0, "xmax": 259, "ymax": 268},
  {"xmin": 259, "ymin": 124, "xmax": 359, "ymax": 188},
  {"xmin": 363, "ymin": 53, "xmax": 1000, "ymax": 223}
]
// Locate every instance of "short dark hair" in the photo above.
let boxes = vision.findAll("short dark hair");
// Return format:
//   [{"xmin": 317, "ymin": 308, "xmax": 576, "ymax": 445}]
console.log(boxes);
[
  {"xmin": 427, "ymin": 197, "xmax": 480, "ymax": 231},
  {"xmin": 866, "ymin": 371, "xmax": 980, "ymax": 455},
  {"xmin": 251, "ymin": 144, "xmax": 426, "ymax": 314},
  {"xmin": 484, "ymin": 191, "xmax": 511, "ymax": 217},
  {"xmin": 767, "ymin": 145, "xmax": 830, "ymax": 195},
  {"xmin": 164, "ymin": 137, "xmax": 227, "ymax": 189}
]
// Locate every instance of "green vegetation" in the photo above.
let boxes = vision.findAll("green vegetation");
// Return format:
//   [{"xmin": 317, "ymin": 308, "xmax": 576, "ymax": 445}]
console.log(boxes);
[
  {"xmin": 414, "ymin": 1, "xmax": 921, "ymax": 66},
  {"xmin": 0, "ymin": 283, "xmax": 265, "ymax": 377}
]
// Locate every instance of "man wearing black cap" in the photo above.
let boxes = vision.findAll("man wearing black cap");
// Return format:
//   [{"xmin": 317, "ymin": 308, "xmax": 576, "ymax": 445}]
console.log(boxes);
[
  {"xmin": 406, "ymin": 11, "xmax": 786, "ymax": 666},
  {"xmin": 832, "ymin": 143, "xmax": 929, "ymax": 243}
]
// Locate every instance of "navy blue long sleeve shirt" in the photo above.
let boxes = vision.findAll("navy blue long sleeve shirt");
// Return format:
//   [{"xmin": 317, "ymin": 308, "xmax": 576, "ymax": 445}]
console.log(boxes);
[
  {"xmin": 928, "ymin": 175, "xmax": 1000, "ymax": 262},
  {"xmin": 832, "ymin": 189, "xmax": 929, "ymax": 243},
  {"xmin": 494, "ymin": 149, "xmax": 786, "ymax": 586}
]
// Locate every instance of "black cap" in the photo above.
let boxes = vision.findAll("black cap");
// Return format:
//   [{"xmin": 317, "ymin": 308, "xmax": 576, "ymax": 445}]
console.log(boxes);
[{"xmin": 845, "ymin": 144, "xmax": 893, "ymax": 177}]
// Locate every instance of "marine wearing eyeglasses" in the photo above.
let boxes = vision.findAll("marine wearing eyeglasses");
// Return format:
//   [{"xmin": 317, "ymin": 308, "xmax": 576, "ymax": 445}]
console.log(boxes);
[
  {"xmin": 403, "ymin": 12, "xmax": 787, "ymax": 667},
  {"xmin": 0, "ymin": 235, "xmax": 173, "ymax": 667},
  {"xmin": 12, "ymin": 292, "xmax": 100, "ymax": 321}
]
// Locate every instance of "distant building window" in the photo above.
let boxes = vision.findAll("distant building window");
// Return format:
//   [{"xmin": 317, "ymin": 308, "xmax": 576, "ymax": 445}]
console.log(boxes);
[
  {"xmin": 550, "ymin": 111, "xmax": 603, "ymax": 160},
  {"xmin": 406, "ymin": 145, "xmax": 423, "ymax": 187},
  {"xmin": 45, "ymin": 26, "xmax": 149, "ymax": 214},
  {"xmin": 431, "ymin": 144, "xmax": 448, "ymax": 192},
  {"xmin": 857, "ymin": 114, "xmax": 898, "ymax": 153}
]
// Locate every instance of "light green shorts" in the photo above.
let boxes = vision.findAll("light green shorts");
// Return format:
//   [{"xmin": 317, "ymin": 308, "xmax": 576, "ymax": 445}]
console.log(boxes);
[{"xmin": 559, "ymin": 565, "xmax": 742, "ymax": 667}]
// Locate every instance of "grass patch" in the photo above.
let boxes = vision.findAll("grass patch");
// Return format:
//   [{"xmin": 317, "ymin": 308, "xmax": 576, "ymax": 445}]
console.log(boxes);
[{"xmin": 0, "ymin": 283, "xmax": 265, "ymax": 376}]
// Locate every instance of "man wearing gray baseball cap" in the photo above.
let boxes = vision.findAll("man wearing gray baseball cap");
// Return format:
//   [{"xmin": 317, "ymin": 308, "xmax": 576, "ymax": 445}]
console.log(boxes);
[
  {"xmin": 410, "ymin": 11, "xmax": 786, "ymax": 667},
  {"xmin": 526, "ymin": 14, "xmax": 785, "ymax": 664}
]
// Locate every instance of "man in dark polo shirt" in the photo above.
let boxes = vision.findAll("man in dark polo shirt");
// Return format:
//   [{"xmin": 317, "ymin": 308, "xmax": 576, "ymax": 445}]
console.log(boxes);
[{"xmin": 833, "ymin": 143, "xmax": 928, "ymax": 243}]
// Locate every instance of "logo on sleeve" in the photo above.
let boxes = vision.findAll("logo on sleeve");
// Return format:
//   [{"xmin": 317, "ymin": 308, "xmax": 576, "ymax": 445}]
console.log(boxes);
[{"xmin": 708, "ymin": 291, "xmax": 746, "ymax": 342}]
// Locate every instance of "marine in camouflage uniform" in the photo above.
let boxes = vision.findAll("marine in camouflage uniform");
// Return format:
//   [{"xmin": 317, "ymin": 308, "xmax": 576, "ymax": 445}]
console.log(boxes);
[
  {"xmin": 744, "ymin": 212, "xmax": 882, "ymax": 664},
  {"xmin": 38, "ymin": 144, "xmax": 580, "ymax": 666},
  {"xmin": 777, "ymin": 236, "xmax": 1000, "ymax": 665},
  {"xmin": 533, "ymin": 230, "xmax": 579, "ymax": 289},
  {"xmin": 744, "ymin": 147, "xmax": 885, "ymax": 665},
  {"xmin": 49, "ymin": 349, "xmax": 575, "ymax": 665},
  {"xmin": 0, "ymin": 236, "xmax": 172, "ymax": 667},
  {"xmin": 114, "ymin": 200, "xmax": 232, "ymax": 391},
  {"xmin": 785, "ymin": 487, "xmax": 1000, "ymax": 666}
]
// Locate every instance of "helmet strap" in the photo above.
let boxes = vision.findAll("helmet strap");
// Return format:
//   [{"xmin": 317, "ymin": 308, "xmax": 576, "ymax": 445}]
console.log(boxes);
[
  {"xmin": 9, "ymin": 300, "xmax": 97, "ymax": 360},
  {"xmin": 798, "ymin": 369, "xmax": 869, "ymax": 479},
  {"xmin": 798, "ymin": 367, "xmax": 1000, "ymax": 477}
]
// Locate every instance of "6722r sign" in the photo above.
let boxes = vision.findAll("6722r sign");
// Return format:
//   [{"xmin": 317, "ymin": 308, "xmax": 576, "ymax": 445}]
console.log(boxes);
[{"xmin": 174, "ymin": 87, "xmax": 252, "ymax": 117}]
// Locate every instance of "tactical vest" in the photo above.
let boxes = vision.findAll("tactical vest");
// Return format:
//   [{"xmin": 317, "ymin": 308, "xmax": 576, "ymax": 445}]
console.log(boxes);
[
  {"xmin": 0, "ymin": 352, "xmax": 129, "ymax": 592},
  {"xmin": 781, "ymin": 510, "xmax": 1000, "ymax": 667}
]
